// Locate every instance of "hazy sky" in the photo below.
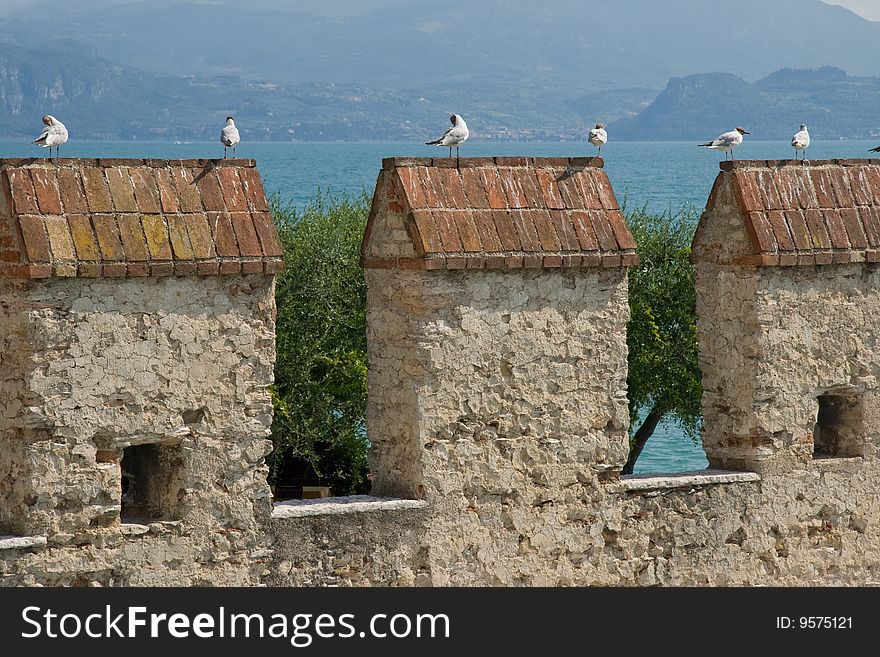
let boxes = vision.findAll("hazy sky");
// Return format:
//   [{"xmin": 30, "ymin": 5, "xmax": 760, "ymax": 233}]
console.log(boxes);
[{"xmin": 1, "ymin": 0, "xmax": 878, "ymax": 21}]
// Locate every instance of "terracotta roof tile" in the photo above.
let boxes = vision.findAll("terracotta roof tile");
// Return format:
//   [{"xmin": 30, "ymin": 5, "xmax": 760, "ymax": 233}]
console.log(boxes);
[
  {"xmin": 492, "ymin": 210, "xmax": 523, "ymax": 251},
  {"xmin": 106, "ymin": 167, "xmax": 138, "ymax": 213},
  {"xmin": 436, "ymin": 168, "xmax": 468, "ymax": 209},
  {"xmin": 471, "ymin": 210, "xmax": 503, "ymax": 251},
  {"xmin": 68, "ymin": 214, "xmax": 99, "ymax": 261},
  {"xmin": 498, "ymin": 168, "xmax": 527, "ymax": 209},
  {"xmin": 454, "ymin": 209, "xmax": 482, "ymax": 252},
  {"xmin": 129, "ymin": 168, "xmax": 162, "ymax": 213},
  {"xmin": 550, "ymin": 209, "xmax": 581, "ymax": 251},
  {"xmin": 56, "ymin": 169, "xmax": 88, "ymax": 213},
  {"xmin": 7, "ymin": 169, "xmax": 39, "ymax": 214},
  {"xmin": 44, "ymin": 216, "xmax": 75, "ymax": 260},
  {"xmin": 766, "ymin": 210, "xmax": 794, "ymax": 251},
  {"xmin": 216, "ymin": 167, "xmax": 249, "ymax": 212},
  {"xmin": 480, "ymin": 168, "xmax": 508, "ymax": 209},
  {"xmin": 840, "ymin": 208, "xmax": 867, "ymax": 249},
  {"xmin": 590, "ymin": 209, "xmax": 618, "ymax": 252},
  {"xmin": 510, "ymin": 210, "xmax": 541, "ymax": 252},
  {"xmin": 784, "ymin": 210, "xmax": 811, "ymax": 251},
  {"xmin": 803, "ymin": 208, "xmax": 832, "ymax": 250},
  {"xmin": 193, "ymin": 168, "xmax": 226, "ymax": 212},
  {"xmin": 570, "ymin": 210, "xmax": 599, "ymax": 251},
  {"xmin": 0, "ymin": 159, "xmax": 280, "ymax": 278},
  {"xmin": 859, "ymin": 207, "xmax": 880, "ymax": 247},
  {"xmin": 82, "ymin": 167, "xmax": 113, "ymax": 213},
  {"xmin": 18, "ymin": 215, "xmax": 50, "ymax": 261},
  {"xmin": 31, "ymin": 168, "xmax": 63, "ymax": 215},
  {"xmin": 117, "ymin": 215, "xmax": 150, "ymax": 261},
  {"xmin": 154, "ymin": 168, "xmax": 181, "ymax": 213}
]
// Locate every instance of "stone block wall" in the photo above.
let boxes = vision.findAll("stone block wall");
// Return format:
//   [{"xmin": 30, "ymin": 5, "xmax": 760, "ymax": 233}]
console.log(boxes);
[
  {"xmin": 353, "ymin": 156, "xmax": 642, "ymax": 584},
  {"xmin": 694, "ymin": 159, "xmax": 880, "ymax": 474},
  {"xmin": 6, "ymin": 156, "xmax": 880, "ymax": 587},
  {"xmin": 0, "ymin": 158, "xmax": 282, "ymax": 585},
  {"xmin": 271, "ymin": 157, "xmax": 880, "ymax": 586}
]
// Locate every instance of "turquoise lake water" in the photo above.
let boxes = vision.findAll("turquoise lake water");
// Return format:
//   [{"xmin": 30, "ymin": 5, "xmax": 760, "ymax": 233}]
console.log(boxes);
[{"xmin": 3, "ymin": 138, "xmax": 878, "ymax": 474}]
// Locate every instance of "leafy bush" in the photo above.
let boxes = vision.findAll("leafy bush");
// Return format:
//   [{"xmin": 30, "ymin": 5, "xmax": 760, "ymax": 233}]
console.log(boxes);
[{"xmin": 269, "ymin": 193, "xmax": 370, "ymax": 496}]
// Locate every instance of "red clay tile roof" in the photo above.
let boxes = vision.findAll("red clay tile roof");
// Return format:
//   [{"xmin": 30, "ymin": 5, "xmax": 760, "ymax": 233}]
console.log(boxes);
[
  {"xmin": 698, "ymin": 159, "xmax": 880, "ymax": 266},
  {"xmin": 0, "ymin": 158, "xmax": 283, "ymax": 278},
  {"xmin": 362, "ymin": 157, "xmax": 638, "ymax": 269}
]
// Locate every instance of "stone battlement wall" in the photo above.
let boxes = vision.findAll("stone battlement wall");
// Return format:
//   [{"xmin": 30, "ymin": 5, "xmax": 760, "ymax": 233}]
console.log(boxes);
[
  {"xmin": 4, "ymin": 157, "xmax": 880, "ymax": 586},
  {"xmin": 0, "ymin": 159, "xmax": 279, "ymax": 585}
]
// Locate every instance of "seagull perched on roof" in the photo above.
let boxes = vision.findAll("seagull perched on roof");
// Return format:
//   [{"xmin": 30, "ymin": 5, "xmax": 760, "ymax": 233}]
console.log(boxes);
[
  {"xmin": 33, "ymin": 115, "xmax": 68, "ymax": 159},
  {"xmin": 220, "ymin": 116, "xmax": 240, "ymax": 159},
  {"xmin": 588, "ymin": 123, "xmax": 607, "ymax": 155},
  {"xmin": 792, "ymin": 124, "xmax": 810, "ymax": 162},
  {"xmin": 426, "ymin": 114, "xmax": 469, "ymax": 159},
  {"xmin": 698, "ymin": 127, "xmax": 749, "ymax": 160}
]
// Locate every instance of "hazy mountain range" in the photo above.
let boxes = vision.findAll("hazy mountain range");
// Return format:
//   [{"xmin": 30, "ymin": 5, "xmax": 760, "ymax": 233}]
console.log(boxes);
[{"xmin": 0, "ymin": 0, "xmax": 878, "ymax": 141}]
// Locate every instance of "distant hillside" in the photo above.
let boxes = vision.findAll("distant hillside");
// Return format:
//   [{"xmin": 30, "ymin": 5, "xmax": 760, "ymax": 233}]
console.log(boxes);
[
  {"xmin": 0, "ymin": 41, "xmax": 594, "ymax": 141},
  {"xmin": 610, "ymin": 67, "xmax": 880, "ymax": 141},
  {"xmin": 2, "ymin": 40, "xmax": 878, "ymax": 142},
  {"xmin": 1, "ymin": 0, "xmax": 880, "ymax": 92}
]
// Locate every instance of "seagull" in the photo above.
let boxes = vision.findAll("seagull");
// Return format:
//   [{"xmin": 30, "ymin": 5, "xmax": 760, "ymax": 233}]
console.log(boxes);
[
  {"xmin": 698, "ymin": 127, "xmax": 749, "ymax": 161},
  {"xmin": 791, "ymin": 124, "xmax": 810, "ymax": 161},
  {"xmin": 220, "ymin": 116, "xmax": 240, "ymax": 159},
  {"xmin": 426, "ymin": 114, "xmax": 469, "ymax": 159},
  {"xmin": 870, "ymin": 145, "xmax": 880, "ymax": 154},
  {"xmin": 588, "ymin": 123, "xmax": 607, "ymax": 155},
  {"xmin": 33, "ymin": 115, "xmax": 68, "ymax": 159}
]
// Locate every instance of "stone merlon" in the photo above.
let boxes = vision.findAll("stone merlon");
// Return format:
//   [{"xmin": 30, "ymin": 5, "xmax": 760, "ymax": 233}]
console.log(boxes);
[
  {"xmin": 362, "ymin": 156, "xmax": 638, "ymax": 270},
  {"xmin": 0, "ymin": 158, "xmax": 284, "ymax": 279}
]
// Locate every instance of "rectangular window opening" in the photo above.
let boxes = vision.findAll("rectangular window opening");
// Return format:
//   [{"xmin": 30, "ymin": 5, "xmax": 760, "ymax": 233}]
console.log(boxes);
[
  {"xmin": 120, "ymin": 443, "xmax": 184, "ymax": 522},
  {"xmin": 813, "ymin": 392, "xmax": 865, "ymax": 459}
]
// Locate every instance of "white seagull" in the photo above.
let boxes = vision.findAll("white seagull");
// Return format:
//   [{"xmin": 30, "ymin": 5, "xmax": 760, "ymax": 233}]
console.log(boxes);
[
  {"xmin": 588, "ymin": 123, "xmax": 607, "ymax": 155},
  {"xmin": 698, "ymin": 126, "xmax": 749, "ymax": 161},
  {"xmin": 33, "ymin": 115, "xmax": 68, "ymax": 159},
  {"xmin": 791, "ymin": 124, "xmax": 810, "ymax": 161},
  {"xmin": 220, "ymin": 116, "xmax": 240, "ymax": 159},
  {"xmin": 426, "ymin": 114, "xmax": 469, "ymax": 159}
]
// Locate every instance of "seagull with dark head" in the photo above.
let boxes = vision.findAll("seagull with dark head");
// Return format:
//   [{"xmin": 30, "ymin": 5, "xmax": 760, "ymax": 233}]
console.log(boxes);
[
  {"xmin": 33, "ymin": 115, "xmax": 68, "ymax": 159},
  {"xmin": 426, "ymin": 114, "xmax": 469, "ymax": 159},
  {"xmin": 699, "ymin": 127, "xmax": 749, "ymax": 161},
  {"xmin": 588, "ymin": 123, "xmax": 607, "ymax": 155},
  {"xmin": 791, "ymin": 124, "xmax": 810, "ymax": 162},
  {"xmin": 220, "ymin": 116, "xmax": 240, "ymax": 159}
]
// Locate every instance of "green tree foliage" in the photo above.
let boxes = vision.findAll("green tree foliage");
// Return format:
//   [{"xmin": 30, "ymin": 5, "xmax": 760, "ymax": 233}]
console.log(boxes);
[
  {"xmin": 269, "ymin": 193, "xmax": 371, "ymax": 496},
  {"xmin": 623, "ymin": 207, "xmax": 702, "ymax": 474}
]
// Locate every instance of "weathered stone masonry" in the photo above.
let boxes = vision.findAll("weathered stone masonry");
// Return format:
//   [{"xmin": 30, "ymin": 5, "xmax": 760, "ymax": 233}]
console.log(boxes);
[
  {"xmin": 0, "ymin": 158, "xmax": 282, "ymax": 585},
  {"xmin": 5, "ymin": 155, "xmax": 880, "ymax": 586},
  {"xmin": 272, "ymin": 157, "xmax": 880, "ymax": 586}
]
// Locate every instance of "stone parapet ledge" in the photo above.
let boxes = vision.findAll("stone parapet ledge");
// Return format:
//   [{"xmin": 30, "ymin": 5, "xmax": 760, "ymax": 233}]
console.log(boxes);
[
  {"xmin": 0, "ymin": 158, "xmax": 284, "ymax": 278},
  {"xmin": 363, "ymin": 156, "xmax": 638, "ymax": 270},
  {"xmin": 618, "ymin": 469, "xmax": 761, "ymax": 492},
  {"xmin": 0, "ymin": 535, "xmax": 47, "ymax": 550},
  {"xmin": 272, "ymin": 496, "xmax": 428, "ymax": 519}
]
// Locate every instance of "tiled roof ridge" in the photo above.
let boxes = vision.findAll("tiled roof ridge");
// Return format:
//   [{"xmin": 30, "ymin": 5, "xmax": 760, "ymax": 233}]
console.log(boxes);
[
  {"xmin": 0, "ymin": 159, "xmax": 284, "ymax": 279},
  {"xmin": 698, "ymin": 159, "xmax": 880, "ymax": 267},
  {"xmin": 364, "ymin": 157, "xmax": 638, "ymax": 270}
]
